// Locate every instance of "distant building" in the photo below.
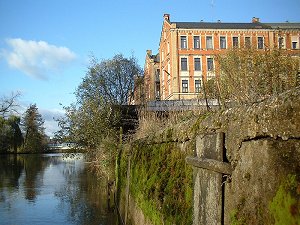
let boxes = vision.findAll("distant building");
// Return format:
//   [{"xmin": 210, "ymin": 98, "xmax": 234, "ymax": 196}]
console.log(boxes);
[
  {"xmin": 144, "ymin": 50, "xmax": 160, "ymax": 101},
  {"xmin": 142, "ymin": 14, "xmax": 300, "ymax": 101}
]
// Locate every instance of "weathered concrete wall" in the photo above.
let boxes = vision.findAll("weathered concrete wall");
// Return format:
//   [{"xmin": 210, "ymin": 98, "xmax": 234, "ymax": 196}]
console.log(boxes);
[
  {"xmin": 196, "ymin": 87, "xmax": 300, "ymax": 224},
  {"xmin": 121, "ymin": 87, "xmax": 300, "ymax": 224}
]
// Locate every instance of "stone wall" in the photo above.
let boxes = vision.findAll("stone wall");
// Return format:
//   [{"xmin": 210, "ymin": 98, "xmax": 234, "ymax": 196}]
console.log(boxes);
[
  {"xmin": 196, "ymin": 86, "xmax": 300, "ymax": 224},
  {"xmin": 119, "ymin": 87, "xmax": 300, "ymax": 224}
]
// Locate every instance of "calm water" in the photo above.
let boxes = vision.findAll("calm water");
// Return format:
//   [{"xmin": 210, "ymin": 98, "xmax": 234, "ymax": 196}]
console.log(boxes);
[{"xmin": 0, "ymin": 153, "xmax": 118, "ymax": 225}]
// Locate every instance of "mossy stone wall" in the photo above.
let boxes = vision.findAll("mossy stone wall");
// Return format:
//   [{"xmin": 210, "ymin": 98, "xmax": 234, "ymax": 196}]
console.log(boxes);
[
  {"xmin": 117, "ymin": 87, "xmax": 300, "ymax": 225},
  {"xmin": 118, "ymin": 140, "xmax": 194, "ymax": 225}
]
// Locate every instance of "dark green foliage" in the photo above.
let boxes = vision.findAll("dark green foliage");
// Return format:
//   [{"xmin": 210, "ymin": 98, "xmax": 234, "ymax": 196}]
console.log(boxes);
[
  {"xmin": 118, "ymin": 141, "xmax": 193, "ymax": 224},
  {"xmin": 0, "ymin": 116, "xmax": 23, "ymax": 153},
  {"xmin": 21, "ymin": 104, "xmax": 46, "ymax": 153}
]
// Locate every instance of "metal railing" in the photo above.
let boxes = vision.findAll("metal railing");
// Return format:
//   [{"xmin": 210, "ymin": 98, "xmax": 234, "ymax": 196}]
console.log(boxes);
[{"xmin": 146, "ymin": 99, "xmax": 219, "ymax": 111}]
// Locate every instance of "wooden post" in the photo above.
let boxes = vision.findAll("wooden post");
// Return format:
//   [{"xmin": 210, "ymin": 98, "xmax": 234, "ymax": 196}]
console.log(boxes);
[{"xmin": 186, "ymin": 132, "xmax": 232, "ymax": 225}]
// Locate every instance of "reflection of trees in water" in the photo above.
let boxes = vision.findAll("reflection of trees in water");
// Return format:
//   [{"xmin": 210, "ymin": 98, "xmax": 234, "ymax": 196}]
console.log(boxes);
[
  {"xmin": 20, "ymin": 154, "xmax": 49, "ymax": 201},
  {"xmin": 0, "ymin": 153, "xmax": 118, "ymax": 225},
  {"xmin": 0, "ymin": 154, "xmax": 49, "ymax": 204},
  {"xmin": 0, "ymin": 155, "xmax": 23, "ymax": 205},
  {"xmin": 0, "ymin": 155, "xmax": 23, "ymax": 189},
  {"xmin": 55, "ymin": 163, "xmax": 118, "ymax": 225}
]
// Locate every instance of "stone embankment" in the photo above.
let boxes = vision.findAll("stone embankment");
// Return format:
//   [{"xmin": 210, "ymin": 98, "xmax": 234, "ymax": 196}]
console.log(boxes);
[{"xmin": 118, "ymin": 87, "xmax": 300, "ymax": 225}]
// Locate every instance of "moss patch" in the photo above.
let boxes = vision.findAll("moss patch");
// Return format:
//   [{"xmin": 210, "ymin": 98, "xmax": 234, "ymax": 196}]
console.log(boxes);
[
  {"xmin": 230, "ymin": 209, "xmax": 247, "ymax": 225},
  {"xmin": 269, "ymin": 174, "xmax": 300, "ymax": 225},
  {"xmin": 118, "ymin": 140, "xmax": 193, "ymax": 225}
]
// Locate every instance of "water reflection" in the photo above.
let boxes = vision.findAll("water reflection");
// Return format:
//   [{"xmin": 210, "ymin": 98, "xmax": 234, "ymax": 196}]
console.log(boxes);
[{"xmin": 0, "ymin": 153, "xmax": 118, "ymax": 225}]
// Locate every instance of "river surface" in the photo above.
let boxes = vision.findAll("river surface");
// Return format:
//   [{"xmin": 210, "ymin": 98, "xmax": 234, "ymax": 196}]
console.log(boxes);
[{"xmin": 0, "ymin": 153, "xmax": 118, "ymax": 225}]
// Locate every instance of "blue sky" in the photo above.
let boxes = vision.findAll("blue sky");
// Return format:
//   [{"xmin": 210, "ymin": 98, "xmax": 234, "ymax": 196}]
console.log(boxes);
[{"xmin": 1, "ymin": 0, "xmax": 300, "ymax": 136}]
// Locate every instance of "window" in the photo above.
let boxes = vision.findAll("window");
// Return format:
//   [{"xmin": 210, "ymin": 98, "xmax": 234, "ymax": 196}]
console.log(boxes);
[
  {"xmin": 195, "ymin": 80, "xmax": 201, "ymax": 93},
  {"xmin": 232, "ymin": 37, "xmax": 239, "ymax": 48},
  {"xmin": 291, "ymin": 36, "xmax": 299, "ymax": 49},
  {"xmin": 292, "ymin": 42, "xmax": 298, "ymax": 49},
  {"xmin": 207, "ymin": 58, "xmax": 214, "ymax": 71},
  {"xmin": 194, "ymin": 58, "xmax": 201, "ymax": 71},
  {"xmin": 182, "ymin": 80, "xmax": 188, "ymax": 93},
  {"xmin": 220, "ymin": 36, "xmax": 226, "ymax": 49},
  {"xmin": 206, "ymin": 36, "xmax": 213, "ymax": 49},
  {"xmin": 278, "ymin": 37, "xmax": 285, "ymax": 49},
  {"xmin": 181, "ymin": 36, "xmax": 187, "ymax": 49},
  {"xmin": 194, "ymin": 36, "xmax": 200, "ymax": 49},
  {"xmin": 181, "ymin": 58, "xmax": 188, "ymax": 71},
  {"xmin": 245, "ymin": 37, "xmax": 251, "ymax": 48},
  {"xmin": 258, "ymin": 37, "xmax": 264, "ymax": 49}
]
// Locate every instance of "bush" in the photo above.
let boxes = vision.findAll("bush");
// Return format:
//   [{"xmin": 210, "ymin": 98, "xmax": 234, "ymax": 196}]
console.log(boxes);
[{"xmin": 212, "ymin": 48, "xmax": 299, "ymax": 105}]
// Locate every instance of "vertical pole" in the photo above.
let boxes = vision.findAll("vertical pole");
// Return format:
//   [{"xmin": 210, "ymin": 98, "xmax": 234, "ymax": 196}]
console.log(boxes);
[{"xmin": 193, "ymin": 132, "xmax": 224, "ymax": 225}]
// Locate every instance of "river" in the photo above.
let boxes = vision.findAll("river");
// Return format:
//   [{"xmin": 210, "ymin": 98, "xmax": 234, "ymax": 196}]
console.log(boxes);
[{"xmin": 0, "ymin": 153, "xmax": 119, "ymax": 225}]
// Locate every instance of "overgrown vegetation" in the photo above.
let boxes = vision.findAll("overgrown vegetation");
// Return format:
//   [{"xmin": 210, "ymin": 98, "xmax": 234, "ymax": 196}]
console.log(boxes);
[
  {"xmin": 134, "ymin": 109, "xmax": 201, "ymax": 140},
  {"xmin": 206, "ymin": 48, "xmax": 299, "ymax": 105}
]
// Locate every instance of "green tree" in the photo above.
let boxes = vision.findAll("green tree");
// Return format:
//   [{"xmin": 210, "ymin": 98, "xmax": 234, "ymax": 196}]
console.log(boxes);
[
  {"xmin": 57, "ymin": 54, "xmax": 142, "ymax": 146},
  {"xmin": 210, "ymin": 48, "xmax": 299, "ymax": 106},
  {"xmin": 0, "ymin": 117, "xmax": 12, "ymax": 153},
  {"xmin": 0, "ymin": 116, "xmax": 23, "ymax": 153},
  {"xmin": 56, "ymin": 54, "xmax": 142, "ymax": 178},
  {"xmin": 21, "ymin": 104, "xmax": 46, "ymax": 153},
  {"xmin": 7, "ymin": 116, "xmax": 23, "ymax": 153}
]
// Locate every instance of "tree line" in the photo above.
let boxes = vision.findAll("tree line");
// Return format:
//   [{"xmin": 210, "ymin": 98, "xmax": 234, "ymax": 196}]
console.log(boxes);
[{"xmin": 0, "ymin": 96, "xmax": 47, "ymax": 154}]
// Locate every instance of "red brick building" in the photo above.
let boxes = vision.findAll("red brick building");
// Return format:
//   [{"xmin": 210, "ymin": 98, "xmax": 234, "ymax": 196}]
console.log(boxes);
[{"xmin": 144, "ymin": 14, "xmax": 300, "ymax": 101}]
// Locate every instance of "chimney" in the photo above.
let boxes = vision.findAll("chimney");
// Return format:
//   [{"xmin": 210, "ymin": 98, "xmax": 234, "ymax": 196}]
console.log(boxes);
[
  {"xmin": 146, "ymin": 50, "xmax": 152, "ymax": 56},
  {"xmin": 252, "ymin": 17, "xmax": 260, "ymax": 23},
  {"xmin": 164, "ymin": 14, "xmax": 170, "ymax": 21}
]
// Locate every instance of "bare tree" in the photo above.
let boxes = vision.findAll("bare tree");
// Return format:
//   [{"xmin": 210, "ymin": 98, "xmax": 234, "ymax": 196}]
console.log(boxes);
[{"xmin": 0, "ymin": 92, "xmax": 21, "ymax": 116}]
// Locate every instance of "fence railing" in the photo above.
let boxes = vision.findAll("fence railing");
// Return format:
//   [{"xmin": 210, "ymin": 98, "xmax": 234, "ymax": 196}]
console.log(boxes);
[{"xmin": 146, "ymin": 99, "xmax": 219, "ymax": 111}]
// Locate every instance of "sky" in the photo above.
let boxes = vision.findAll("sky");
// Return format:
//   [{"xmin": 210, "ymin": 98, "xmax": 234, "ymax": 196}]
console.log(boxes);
[{"xmin": 0, "ymin": 0, "xmax": 300, "ymax": 137}]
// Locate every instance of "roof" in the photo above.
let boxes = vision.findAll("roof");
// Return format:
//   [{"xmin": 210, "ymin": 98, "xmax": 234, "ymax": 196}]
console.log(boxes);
[
  {"xmin": 265, "ymin": 23, "xmax": 300, "ymax": 29},
  {"xmin": 173, "ymin": 22, "xmax": 300, "ymax": 30}
]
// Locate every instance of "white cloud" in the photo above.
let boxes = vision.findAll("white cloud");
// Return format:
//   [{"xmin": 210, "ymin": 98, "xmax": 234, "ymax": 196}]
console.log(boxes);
[
  {"xmin": 2, "ymin": 38, "xmax": 76, "ymax": 79},
  {"xmin": 39, "ymin": 108, "xmax": 65, "ymax": 137}
]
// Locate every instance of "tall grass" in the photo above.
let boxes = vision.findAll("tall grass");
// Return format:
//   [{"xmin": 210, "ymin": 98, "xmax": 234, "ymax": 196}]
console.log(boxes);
[{"xmin": 134, "ymin": 108, "xmax": 205, "ymax": 140}]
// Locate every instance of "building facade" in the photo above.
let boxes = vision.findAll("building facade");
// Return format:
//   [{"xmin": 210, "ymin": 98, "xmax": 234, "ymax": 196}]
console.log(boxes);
[
  {"xmin": 144, "ymin": 50, "xmax": 160, "ymax": 101},
  {"xmin": 154, "ymin": 14, "xmax": 300, "ymax": 100}
]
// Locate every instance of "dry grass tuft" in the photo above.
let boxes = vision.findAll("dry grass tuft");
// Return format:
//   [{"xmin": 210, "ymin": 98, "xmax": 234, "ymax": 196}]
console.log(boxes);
[{"xmin": 133, "ymin": 109, "xmax": 203, "ymax": 140}]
